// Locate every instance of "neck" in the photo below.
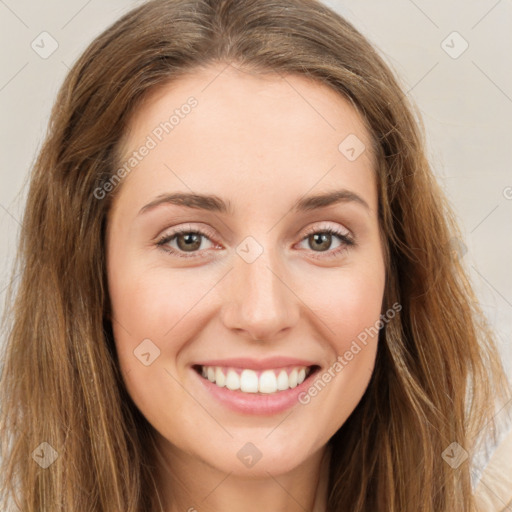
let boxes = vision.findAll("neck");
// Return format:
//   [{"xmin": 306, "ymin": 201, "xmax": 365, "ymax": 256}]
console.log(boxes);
[{"xmin": 151, "ymin": 435, "xmax": 331, "ymax": 512}]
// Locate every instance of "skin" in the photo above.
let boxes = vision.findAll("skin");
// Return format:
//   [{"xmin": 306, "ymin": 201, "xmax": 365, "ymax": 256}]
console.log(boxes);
[{"xmin": 106, "ymin": 63, "xmax": 386, "ymax": 512}]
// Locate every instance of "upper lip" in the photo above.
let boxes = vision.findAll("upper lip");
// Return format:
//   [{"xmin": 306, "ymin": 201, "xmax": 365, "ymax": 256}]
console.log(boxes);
[{"xmin": 193, "ymin": 356, "xmax": 318, "ymax": 371}]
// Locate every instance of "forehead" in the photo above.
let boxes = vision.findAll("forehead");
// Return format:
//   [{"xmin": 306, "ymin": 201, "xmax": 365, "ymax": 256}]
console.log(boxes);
[{"xmin": 111, "ymin": 63, "xmax": 377, "ymax": 218}]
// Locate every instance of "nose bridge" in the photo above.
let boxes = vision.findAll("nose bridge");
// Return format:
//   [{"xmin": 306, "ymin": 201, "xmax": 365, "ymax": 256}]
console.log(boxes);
[{"xmin": 220, "ymin": 235, "xmax": 299, "ymax": 340}]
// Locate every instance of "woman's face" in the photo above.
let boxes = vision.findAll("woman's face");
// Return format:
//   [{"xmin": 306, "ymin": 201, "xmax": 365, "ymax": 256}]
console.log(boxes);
[{"xmin": 106, "ymin": 64, "xmax": 386, "ymax": 477}]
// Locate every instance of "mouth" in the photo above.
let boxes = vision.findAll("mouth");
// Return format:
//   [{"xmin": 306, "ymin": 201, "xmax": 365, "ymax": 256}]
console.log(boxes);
[{"xmin": 192, "ymin": 364, "xmax": 321, "ymax": 395}]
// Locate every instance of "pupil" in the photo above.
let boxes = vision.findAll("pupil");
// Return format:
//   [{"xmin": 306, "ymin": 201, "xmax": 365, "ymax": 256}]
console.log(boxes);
[
  {"xmin": 178, "ymin": 233, "xmax": 201, "ymax": 251},
  {"xmin": 311, "ymin": 233, "xmax": 331, "ymax": 251}
]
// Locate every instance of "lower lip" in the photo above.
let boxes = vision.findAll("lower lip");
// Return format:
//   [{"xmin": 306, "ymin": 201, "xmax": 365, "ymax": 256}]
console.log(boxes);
[{"xmin": 192, "ymin": 367, "xmax": 319, "ymax": 416}]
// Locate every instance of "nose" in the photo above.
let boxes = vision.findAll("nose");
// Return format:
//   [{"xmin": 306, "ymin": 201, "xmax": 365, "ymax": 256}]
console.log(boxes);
[{"xmin": 220, "ymin": 245, "xmax": 300, "ymax": 342}]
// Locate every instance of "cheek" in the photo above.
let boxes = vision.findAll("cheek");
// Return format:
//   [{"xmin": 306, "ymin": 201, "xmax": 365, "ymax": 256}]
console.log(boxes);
[
  {"xmin": 302, "ymin": 263, "xmax": 385, "ymax": 350},
  {"xmin": 291, "ymin": 262, "xmax": 385, "ymax": 418},
  {"xmin": 108, "ymin": 257, "xmax": 220, "ymax": 342},
  {"xmin": 107, "ymin": 262, "xmax": 223, "ymax": 404},
  {"xmin": 107, "ymin": 268, "xmax": 198, "ymax": 431},
  {"xmin": 290, "ymin": 301, "xmax": 382, "ymax": 450}
]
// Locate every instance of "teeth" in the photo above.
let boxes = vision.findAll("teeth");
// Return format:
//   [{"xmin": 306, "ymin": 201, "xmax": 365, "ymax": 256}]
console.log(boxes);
[
  {"xmin": 259, "ymin": 370, "xmax": 277, "ymax": 394},
  {"xmin": 276, "ymin": 370, "xmax": 289, "ymax": 391},
  {"xmin": 289, "ymin": 368, "xmax": 298, "ymax": 388},
  {"xmin": 225, "ymin": 369, "xmax": 240, "ymax": 391},
  {"xmin": 240, "ymin": 369, "xmax": 259, "ymax": 393},
  {"xmin": 198, "ymin": 365, "xmax": 312, "ymax": 394},
  {"xmin": 215, "ymin": 367, "xmax": 226, "ymax": 387}
]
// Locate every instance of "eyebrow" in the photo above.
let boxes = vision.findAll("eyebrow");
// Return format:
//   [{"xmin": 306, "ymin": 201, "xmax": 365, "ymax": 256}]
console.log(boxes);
[{"xmin": 138, "ymin": 189, "xmax": 369, "ymax": 216}]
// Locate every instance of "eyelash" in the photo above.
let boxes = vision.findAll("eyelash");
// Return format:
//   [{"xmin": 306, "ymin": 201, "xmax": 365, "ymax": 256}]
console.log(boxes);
[{"xmin": 155, "ymin": 224, "xmax": 355, "ymax": 260}]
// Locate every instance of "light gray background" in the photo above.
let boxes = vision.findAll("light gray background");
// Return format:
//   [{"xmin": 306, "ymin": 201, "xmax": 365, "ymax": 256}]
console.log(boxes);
[{"xmin": 0, "ymin": 0, "xmax": 511, "ymax": 489}]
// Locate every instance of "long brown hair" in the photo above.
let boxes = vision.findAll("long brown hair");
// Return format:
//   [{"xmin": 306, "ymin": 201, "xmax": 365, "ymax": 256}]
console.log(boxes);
[{"xmin": 1, "ymin": 0, "xmax": 509, "ymax": 510}]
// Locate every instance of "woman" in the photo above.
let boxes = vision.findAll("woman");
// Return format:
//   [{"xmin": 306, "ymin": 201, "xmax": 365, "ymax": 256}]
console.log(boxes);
[{"xmin": 0, "ymin": 0, "xmax": 509, "ymax": 510}]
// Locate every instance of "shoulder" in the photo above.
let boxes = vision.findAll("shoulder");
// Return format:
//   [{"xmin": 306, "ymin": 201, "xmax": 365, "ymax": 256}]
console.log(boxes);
[{"xmin": 474, "ymin": 420, "xmax": 512, "ymax": 511}]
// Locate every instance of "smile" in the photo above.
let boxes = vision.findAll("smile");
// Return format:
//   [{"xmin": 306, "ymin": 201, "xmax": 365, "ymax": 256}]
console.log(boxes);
[{"xmin": 196, "ymin": 365, "xmax": 313, "ymax": 394}]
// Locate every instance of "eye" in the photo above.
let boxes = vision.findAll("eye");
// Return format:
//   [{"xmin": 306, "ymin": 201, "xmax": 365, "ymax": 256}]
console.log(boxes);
[
  {"xmin": 156, "ymin": 224, "xmax": 219, "ymax": 259},
  {"xmin": 156, "ymin": 223, "xmax": 355, "ymax": 260},
  {"xmin": 296, "ymin": 224, "xmax": 355, "ymax": 259}
]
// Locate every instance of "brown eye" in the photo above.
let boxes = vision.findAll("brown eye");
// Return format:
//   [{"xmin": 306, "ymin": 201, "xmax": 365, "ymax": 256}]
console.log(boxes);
[
  {"xmin": 307, "ymin": 233, "xmax": 333, "ymax": 252},
  {"xmin": 156, "ymin": 227, "xmax": 218, "ymax": 259},
  {"xmin": 296, "ymin": 226, "xmax": 355, "ymax": 260},
  {"xmin": 176, "ymin": 232, "xmax": 203, "ymax": 252}
]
